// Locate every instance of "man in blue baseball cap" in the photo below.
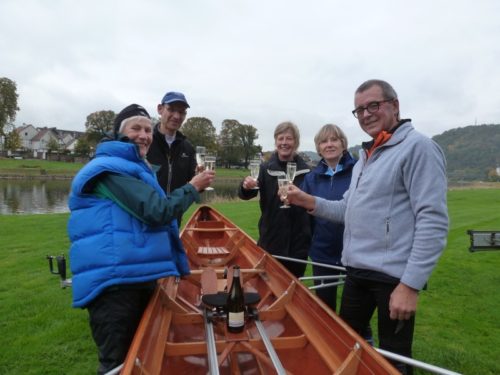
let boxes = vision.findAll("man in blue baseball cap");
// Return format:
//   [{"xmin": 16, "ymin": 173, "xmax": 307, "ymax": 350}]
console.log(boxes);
[{"xmin": 147, "ymin": 91, "xmax": 197, "ymax": 224}]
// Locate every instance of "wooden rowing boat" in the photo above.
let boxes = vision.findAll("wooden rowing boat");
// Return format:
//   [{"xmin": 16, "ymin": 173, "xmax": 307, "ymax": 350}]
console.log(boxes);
[{"xmin": 121, "ymin": 205, "xmax": 398, "ymax": 374}]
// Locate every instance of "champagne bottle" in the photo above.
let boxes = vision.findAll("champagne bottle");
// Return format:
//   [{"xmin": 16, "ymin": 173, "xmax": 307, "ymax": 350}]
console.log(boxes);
[{"xmin": 226, "ymin": 265, "xmax": 245, "ymax": 333}]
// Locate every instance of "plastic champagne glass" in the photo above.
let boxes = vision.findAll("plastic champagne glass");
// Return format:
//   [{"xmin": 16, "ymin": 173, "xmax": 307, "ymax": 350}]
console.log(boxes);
[
  {"xmin": 204, "ymin": 155, "xmax": 216, "ymax": 191},
  {"xmin": 249, "ymin": 161, "xmax": 260, "ymax": 190},
  {"xmin": 278, "ymin": 178, "xmax": 290, "ymax": 208},
  {"xmin": 286, "ymin": 162, "xmax": 297, "ymax": 183},
  {"xmin": 195, "ymin": 146, "xmax": 206, "ymax": 169}
]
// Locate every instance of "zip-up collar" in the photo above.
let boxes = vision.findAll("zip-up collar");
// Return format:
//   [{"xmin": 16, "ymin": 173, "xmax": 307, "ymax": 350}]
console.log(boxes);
[
  {"xmin": 312, "ymin": 153, "xmax": 356, "ymax": 177},
  {"xmin": 152, "ymin": 123, "xmax": 187, "ymax": 150},
  {"xmin": 361, "ymin": 119, "xmax": 411, "ymax": 152}
]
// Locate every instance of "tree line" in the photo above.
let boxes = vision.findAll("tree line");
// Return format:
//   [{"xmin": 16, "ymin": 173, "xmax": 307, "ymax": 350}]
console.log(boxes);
[
  {"xmin": 80, "ymin": 111, "xmax": 262, "ymax": 167},
  {"xmin": 0, "ymin": 77, "xmax": 262, "ymax": 167},
  {"xmin": 3, "ymin": 76, "xmax": 497, "ymax": 180}
]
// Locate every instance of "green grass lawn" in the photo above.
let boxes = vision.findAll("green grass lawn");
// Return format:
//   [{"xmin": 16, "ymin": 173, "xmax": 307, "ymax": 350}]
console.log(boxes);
[
  {"xmin": 0, "ymin": 158, "xmax": 84, "ymax": 175},
  {"xmin": 0, "ymin": 157, "xmax": 249, "ymax": 179},
  {"xmin": 0, "ymin": 190, "xmax": 499, "ymax": 374}
]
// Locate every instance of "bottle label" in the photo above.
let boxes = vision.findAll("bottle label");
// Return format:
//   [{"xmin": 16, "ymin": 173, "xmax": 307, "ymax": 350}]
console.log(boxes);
[{"xmin": 228, "ymin": 312, "xmax": 244, "ymax": 327}]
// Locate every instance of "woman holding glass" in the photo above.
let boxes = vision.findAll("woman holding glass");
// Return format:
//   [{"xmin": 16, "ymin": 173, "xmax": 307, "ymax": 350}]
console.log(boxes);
[
  {"xmin": 68, "ymin": 104, "xmax": 214, "ymax": 373},
  {"xmin": 238, "ymin": 121, "xmax": 311, "ymax": 278}
]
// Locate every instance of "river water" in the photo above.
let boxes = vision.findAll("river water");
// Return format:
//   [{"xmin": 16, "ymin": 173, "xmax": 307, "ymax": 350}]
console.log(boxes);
[{"xmin": 0, "ymin": 179, "xmax": 242, "ymax": 215}]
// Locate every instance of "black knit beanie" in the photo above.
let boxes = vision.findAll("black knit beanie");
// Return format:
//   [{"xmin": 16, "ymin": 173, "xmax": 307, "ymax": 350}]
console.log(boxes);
[{"xmin": 113, "ymin": 104, "xmax": 151, "ymax": 137}]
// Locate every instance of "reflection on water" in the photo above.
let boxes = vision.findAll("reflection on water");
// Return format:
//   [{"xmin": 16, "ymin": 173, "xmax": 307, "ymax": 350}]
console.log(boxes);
[
  {"xmin": 0, "ymin": 179, "xmax": 71, "ymax": 215},
  {"xmin": 0, "ymin": 179, "xmax": 242, "ymax": 215}
]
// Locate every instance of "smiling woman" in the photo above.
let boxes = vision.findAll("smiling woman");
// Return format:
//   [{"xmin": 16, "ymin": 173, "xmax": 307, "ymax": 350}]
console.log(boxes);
[
  {"xmin": 119, "ymin": 116, "xmax": 153, "ymax": 158},
  {"xmin": 66, "ymin": 103, "xmax": 215, "ymax": 374},
  {"xmin": 238, "ymin": 121, "xmax": 312, "ymax": 278}
]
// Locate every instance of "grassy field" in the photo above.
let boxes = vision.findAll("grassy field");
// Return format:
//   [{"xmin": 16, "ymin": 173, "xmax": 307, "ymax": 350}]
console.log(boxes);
[
  {"xmin": 0, "ymin": 158, "xmax": 84, "ymax": 175},
  {"xmin": 0, "ymin": 158, "xmax": 249, "ymax": 178},
  {"xmin": 0, "ymin": 190, "xmax": 499, "ymax": 374}
]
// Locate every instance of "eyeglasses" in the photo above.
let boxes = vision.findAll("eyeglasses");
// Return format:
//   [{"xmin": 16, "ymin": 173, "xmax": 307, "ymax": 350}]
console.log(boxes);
[
  {"xmin": 351, "ymin": 99, "xmax": 394, "ymax": 119},
  {"xmin": 164, "ymin": 105, "xmax": 187, "ymax": 116}
]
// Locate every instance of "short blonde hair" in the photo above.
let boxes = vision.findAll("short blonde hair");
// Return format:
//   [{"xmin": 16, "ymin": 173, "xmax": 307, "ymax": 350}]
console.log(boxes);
[
  {"xmin": 274, "ymin": 121, "xmax": 300, "ymax": 151},
  {"xmin": 314, "ymin": 124, "xmax": 348, "ymax": 155}
]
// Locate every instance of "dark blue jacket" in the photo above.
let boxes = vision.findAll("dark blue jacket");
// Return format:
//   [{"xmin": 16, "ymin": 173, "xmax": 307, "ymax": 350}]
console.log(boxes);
[
  {"xmin": 301, "ymin": 153, "xmax": 356, "ymax": 265},
  {"xmin": 68, "ymin": 141, "xmax": 190, "ymax": 308}
]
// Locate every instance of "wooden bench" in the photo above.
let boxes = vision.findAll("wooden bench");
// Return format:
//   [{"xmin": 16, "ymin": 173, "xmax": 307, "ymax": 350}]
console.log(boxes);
[{"xmin": 197, "ymin": 246, "xmax": 230, "ymax": 256}]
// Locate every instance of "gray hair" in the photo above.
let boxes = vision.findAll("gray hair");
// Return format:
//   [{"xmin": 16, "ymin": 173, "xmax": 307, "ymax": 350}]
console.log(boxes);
[
  {"xmin": 118, "ymin": 115, "xmax": 151, "ymax": 134},
  {"xmin": 355, "ymin": 79, "xmax": 398, "ymax": 100}
]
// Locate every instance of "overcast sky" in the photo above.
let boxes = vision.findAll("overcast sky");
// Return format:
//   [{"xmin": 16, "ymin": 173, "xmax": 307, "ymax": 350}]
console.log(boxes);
[{"xmin": 1, "ymin": 0, "xmax": 499, "ymax": 151}]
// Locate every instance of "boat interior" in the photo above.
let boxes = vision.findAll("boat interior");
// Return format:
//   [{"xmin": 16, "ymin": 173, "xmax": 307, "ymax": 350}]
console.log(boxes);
[{"xmin": 122, "ymin": 206, "xmax": 398, "ymax": 374}]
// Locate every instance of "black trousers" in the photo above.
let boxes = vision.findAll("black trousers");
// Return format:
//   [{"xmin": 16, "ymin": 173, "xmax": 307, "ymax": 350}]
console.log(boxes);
[
  {"xmin": 279, "ymin": 257, "xmax": 307, "ymax": 278},
  {"xmin": 87, "ymin": 284, "xmax": 155, "ymax": 375},
  {"xmin": 339, "ymin": 275, "xmax": 415, "ymax": 375},
  {"xmin": 312, "ymin": 264, "xmax": 341, "ymax": 311}
]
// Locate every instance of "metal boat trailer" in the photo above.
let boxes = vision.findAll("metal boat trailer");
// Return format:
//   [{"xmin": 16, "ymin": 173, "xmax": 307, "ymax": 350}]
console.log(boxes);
[
  {"xmin": 274, "ymin": 255, "xmax": 462, "ymax": 375},
  {"xmin": 467, "ymin": 230, "xmax": 500, "ymax": 252}
]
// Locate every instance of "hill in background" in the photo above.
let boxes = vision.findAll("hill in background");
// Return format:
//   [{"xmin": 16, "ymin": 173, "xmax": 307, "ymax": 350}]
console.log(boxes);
[
  {"xmin": 433, "ymin": 124, "xmax": 499, "ymax": 181},
  {"xmin": 302, "ymin": 124, "xmax": 499, "ymax": 181}
]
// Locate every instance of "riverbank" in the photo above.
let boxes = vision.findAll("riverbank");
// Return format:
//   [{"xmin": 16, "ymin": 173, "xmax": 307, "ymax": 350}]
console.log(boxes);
[
  {"xmin": 0, "ymin": 158, "xmax": 82, "ymax": 179},
  {"xmin": 0, "ymin": 158, "xmax": 249, "ymax": 180}
]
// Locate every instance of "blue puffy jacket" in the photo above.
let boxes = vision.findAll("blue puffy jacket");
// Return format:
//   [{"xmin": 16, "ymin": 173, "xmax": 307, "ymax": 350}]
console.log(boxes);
[
  {"xmin": 68, "ymin": 141, "xmax": 190, "ymax": 308},
  {"xmin": 301, "ymin": 153, "xmax": 356, "ymax": 265}
]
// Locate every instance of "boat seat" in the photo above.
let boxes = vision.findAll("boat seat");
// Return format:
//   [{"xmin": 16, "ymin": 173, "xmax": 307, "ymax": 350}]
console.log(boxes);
[{"xmin": 197, "ymin": 246, "xmax": 230, "ymax": 255}]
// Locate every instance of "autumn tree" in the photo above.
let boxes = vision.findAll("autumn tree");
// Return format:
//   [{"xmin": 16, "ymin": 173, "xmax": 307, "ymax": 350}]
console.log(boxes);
[
  {"xmin": 4, "ymin": 126, "xmax": 22, "ymax": 152},
  {"xmin": 85, "ymin": 110, "xmax": 116, "ymax": 146},
  {"xmin": 218, "ymin": 120, "xmax": 261, "ymax": 167},
  {"xmin": 0, "ymin": 77, "xmax": 20, "ymax": 137},
  {"xmin": 74, "ymin": 136, "xmax": 91, "ymax": 157},
  {"xmin": 218, "ymin": 119, "xmax": 242, "ymax": 167},
  {"xmin": 181, "ymin": 117, "xmax": 218, "ymax": 153},
  {"xmin": 236, "ymin": 124, "xmax": 261, "ymax": 167},
  {"xmin": 47, "ymin": 138, "xmax": 60, "ymax": 154}
]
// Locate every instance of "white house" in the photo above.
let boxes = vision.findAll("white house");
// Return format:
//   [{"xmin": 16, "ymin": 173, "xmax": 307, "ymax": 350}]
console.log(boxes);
[
  {"xmin": 30, "ymin": 128, "xmax": 60, "ymax": 158},
  {"xmin": 12, "ymin": 124, "xmax": 85, "ymax": 159},
  {"xmin": 16, "ymin": 124, "xmax": 39, "ymax": 150},
  {"xmin": 65, "ymin": 138, "xmax": 79, "ymax": 153}
]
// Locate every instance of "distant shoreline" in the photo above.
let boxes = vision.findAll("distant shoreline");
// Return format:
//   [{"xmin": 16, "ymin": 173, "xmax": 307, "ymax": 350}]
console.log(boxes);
[
  {"xmin": 0, "ymin": 174, "xmax": 74, "ymax": 180},
  {"xmin": 1, "ymin": 173, "xmax": 498, "ymax": 189},
  {"xmin": 448, "ymin": 181, "xmax": 500, "ymax": 190}
]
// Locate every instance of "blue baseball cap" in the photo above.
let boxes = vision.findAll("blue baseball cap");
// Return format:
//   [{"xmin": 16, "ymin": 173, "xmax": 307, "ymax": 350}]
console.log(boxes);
[{"xmin": 161, "ymin": 91, "xmax": 190, "ymax": 108}]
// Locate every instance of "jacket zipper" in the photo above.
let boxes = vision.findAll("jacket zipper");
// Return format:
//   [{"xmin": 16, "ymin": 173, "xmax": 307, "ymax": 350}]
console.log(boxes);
[
  {"xmin": 166, "ymin": 152, "xmax": 173, "ymax": 194},
  {"xmin": 385, "ymin": 218, "xmax": 390, "ymax": 249},
  {"xmin": 355, "ymin": 171, "xmax": 363, "ymax": 188}
]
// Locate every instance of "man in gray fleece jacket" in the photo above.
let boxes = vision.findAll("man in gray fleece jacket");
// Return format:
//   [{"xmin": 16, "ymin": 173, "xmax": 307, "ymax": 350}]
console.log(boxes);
[{"xmin": 286, "ymin": 79, "xmax": 448, "ymax": 374}]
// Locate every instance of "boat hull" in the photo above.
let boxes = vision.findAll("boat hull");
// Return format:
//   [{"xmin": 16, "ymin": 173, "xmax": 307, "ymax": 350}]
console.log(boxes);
[{"xmin": 121, "ymin": 205, "xmax": 398, "ymax": 374}]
